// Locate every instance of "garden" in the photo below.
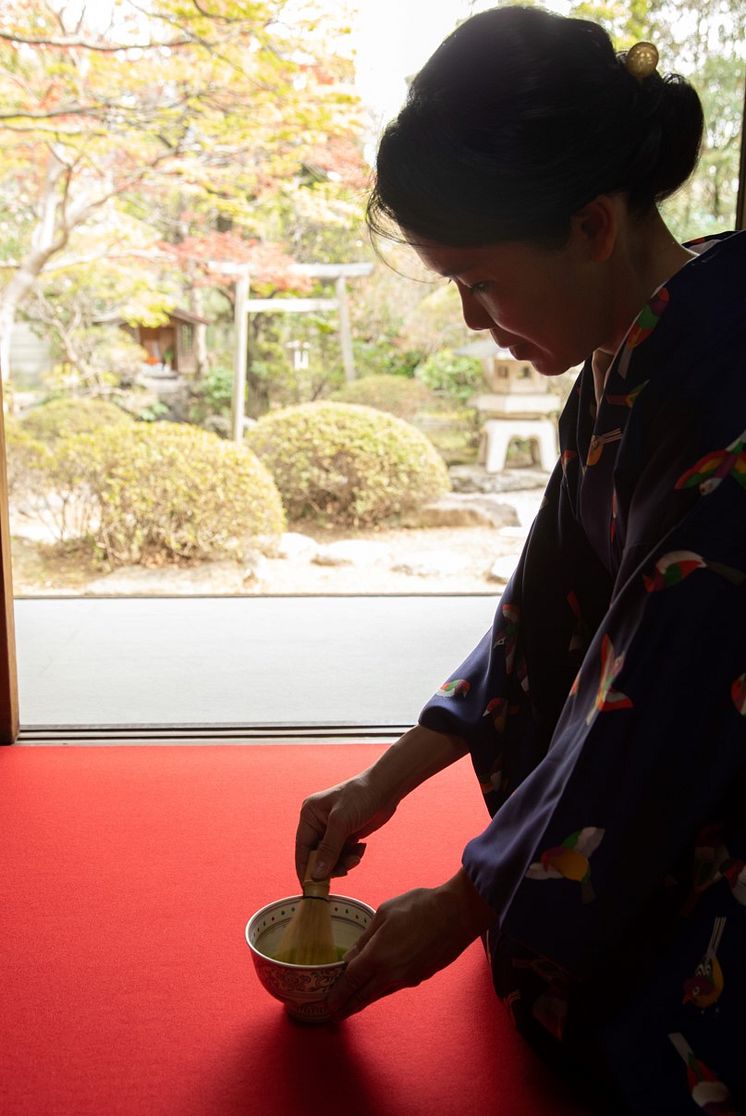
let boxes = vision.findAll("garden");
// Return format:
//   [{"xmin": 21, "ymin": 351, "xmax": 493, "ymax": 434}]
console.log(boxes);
[
  {"xmin": 6, "ymin": 377, "xmax": 552, "ymax": 595},
  {"xmin": 1, "ymin": 0, "xmax": 742, "ymax": 596}
]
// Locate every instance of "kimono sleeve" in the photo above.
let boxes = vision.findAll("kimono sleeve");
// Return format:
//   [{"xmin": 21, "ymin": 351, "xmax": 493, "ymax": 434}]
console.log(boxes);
[{"xmin": 419, "ymin": 455, "xmax": 614, "ymax": 813}]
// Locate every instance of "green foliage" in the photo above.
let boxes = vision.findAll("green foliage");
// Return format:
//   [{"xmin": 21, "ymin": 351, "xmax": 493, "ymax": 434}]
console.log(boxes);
[
  {"xmin": 136, "ymin": 401, "xmax": 171, "ymax": 423},
  {"xmin": 246, "ymin": 307, "xmax": 348, "ymax": 415},
  {"xmin": 414, "ymin": 407, "xmax": 481, "ymax": 466},
  {"xmin": 188, "ymin": 366, "xmax": 235, "ymax": 424},
  {"xmin": 19, "ymin": 397, "xmax": 134, "ymax": 445},
  {"xmin": 247, "ymin": 402, "xmax": 450, "ymax": 527},
  {"xmin": 11, "ymin": 421, "xmax": 285, "ymax": 564},
  {"xmin": 415, "ymin": 350, "xmax": 486, "ymax": 404},
  {"xmin": 3, "ymin": 417, "xmax": 51, "ymax": 503},
  {"xmin": 351, "ymin": 340, "xmax": 425, "ymax": 380},
  {"xmin": 331, "ymin": 374, "xmax": 434, "ymax": 421}
]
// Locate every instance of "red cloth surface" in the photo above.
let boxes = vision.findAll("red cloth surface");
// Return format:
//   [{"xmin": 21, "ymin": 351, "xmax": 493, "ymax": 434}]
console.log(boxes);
[{"xmin": 0, "ymin": 746, "xmax": 592, "ymax": 1115}]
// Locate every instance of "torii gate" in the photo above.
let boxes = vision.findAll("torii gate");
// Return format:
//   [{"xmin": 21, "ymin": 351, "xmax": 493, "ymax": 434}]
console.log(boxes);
[{"xmin": 212, "ymin": 261, "xmax": 373, "ymax": 443}]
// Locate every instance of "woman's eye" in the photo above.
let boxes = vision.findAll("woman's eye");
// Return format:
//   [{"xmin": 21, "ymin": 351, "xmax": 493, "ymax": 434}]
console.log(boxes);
[{"xmin": 468, "ymin": 281, "xmax": 490, "ymax": 294}]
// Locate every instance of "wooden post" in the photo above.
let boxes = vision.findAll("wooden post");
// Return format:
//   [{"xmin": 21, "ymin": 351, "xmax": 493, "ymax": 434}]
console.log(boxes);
[
  {"xmin": 0, "ymin": 379, "xmax": 19, "ymax": 743},
  {"xmin": 737, "ymin": 77, "xmax": 746, "ymax": 231},
  {"xmin": 336, "ymin": 275, "xmax": 355, "ymax": 383},
  {"xmin": 232, "ymin": 271, "xmax": 249, "ymax": 444}
]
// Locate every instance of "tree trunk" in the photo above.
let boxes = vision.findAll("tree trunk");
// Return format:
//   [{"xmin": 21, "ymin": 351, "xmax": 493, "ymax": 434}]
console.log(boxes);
[{"xmin": 0, "ymin": 152, "xmax": 71, "ymax": 391}]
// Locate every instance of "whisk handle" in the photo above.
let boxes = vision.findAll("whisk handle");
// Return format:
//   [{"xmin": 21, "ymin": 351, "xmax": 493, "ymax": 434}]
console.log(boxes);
[{"xmin": 303, "ymin": 850, "xmax": 330, "ymax": 899}]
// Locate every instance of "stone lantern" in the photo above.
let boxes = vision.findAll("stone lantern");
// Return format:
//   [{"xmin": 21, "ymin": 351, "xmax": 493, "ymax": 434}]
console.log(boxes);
[{"xmin": 460, "ymin": 338, "xmax": 560, "ymax": 472}]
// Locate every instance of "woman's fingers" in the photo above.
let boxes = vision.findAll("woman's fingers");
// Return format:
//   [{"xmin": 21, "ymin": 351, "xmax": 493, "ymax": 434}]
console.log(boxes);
[
  {"xmin": 294, "ymin": 771, "xmax": 395, "ymax": 884},
  {"xmin": 324, "ymin": 877, "xmax": 494, "ymax": 1021},
  {"xmin": 327, "ymin": 941, "xmax": 394, "ymax": 1020},
  {"xmin": 311, "ymin": 809, "xmax": 359, "ymax": 879},
  {"xmin": 335, "ymin": 841, "xmax": 367, "ymax": 876}
]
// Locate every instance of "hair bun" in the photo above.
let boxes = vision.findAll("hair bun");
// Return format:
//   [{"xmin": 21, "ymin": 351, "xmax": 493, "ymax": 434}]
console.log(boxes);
[{"xmin": 626, "ymin": 72, "xmax": 704, "ymax": 209}]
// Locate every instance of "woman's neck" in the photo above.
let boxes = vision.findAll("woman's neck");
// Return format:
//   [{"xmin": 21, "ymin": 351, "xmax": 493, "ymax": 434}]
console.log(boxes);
[
  {"xmin": 596, "ymin": 209, "xmax": 695, "ymax": 360},
  {"xmin": 592, "ymin": 209, "xmax": 695, "ymax": 402}
]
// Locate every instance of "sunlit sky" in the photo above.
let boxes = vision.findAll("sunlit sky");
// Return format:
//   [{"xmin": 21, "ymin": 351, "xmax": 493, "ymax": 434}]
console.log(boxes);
[{"xmin": 351, "ymin": 0, "xmax": 571, "ymax": 128}]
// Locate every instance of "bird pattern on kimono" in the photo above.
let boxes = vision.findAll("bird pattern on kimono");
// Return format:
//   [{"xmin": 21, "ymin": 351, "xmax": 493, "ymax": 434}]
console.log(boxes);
[
  {"xmin": 525, "ymin": 827, "xmax": 604, "ymax": 903},
  {"xmin": 581, "ymin": 634, "xmax": 633, "ymax": 725},
  {"xmin": 617, "ymin": 286, "xmax": 671, "ymax": 379},
  {"xmin": 730, "ymin": 673, "xmax": 746, "ymax": 716},
  {"xmin": 492, "ymin": 603, "xmax": 520, "ymax": 674},
  {"xmin": 683, "ymin": 917, "xmax": 727, "ymax": 1009},
  {"xmin": 642, "ymin": 551, "xmax": 746, "ymax": 593},
  {"xmin": 437, "ymin": 678, "xmax": 471, "ymax": 698},
  {"xmin": 675, "ymin": 429, "xmax": 746, "ymax": 496},
  {"xmin": 586, "ymin": 428, "xmax": 623, "ymax": 467},
  {"xmin": 668, "ymin": 1034, "xmax": 739, "ymax": 1116},
  {"xmin": 605, "ymin": 380, "xmax": 650, "ymax": 409},
  {"xmin": 721, "ymin": 858, "xmax": 746, "ymax": 905}
]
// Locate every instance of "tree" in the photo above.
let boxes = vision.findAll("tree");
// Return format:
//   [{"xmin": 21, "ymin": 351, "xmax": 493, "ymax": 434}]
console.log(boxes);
[
  {"xmin": 569, "ymin": 0, "xmax": 745, "ymax": 238},
  {"xmin": 0, "ymin": 0, "xmax": 365, "ymax": 386}
]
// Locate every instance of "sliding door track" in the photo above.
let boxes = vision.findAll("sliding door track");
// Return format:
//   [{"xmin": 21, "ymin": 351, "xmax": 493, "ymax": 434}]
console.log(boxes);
[{"xmin": 16, "ymin": 723, "xmax": 410, "ymax": 745}]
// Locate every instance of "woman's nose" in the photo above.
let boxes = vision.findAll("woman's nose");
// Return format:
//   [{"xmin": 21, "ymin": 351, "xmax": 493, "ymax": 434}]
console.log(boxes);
[{"xmin": 457, "ymin": 285, "xmax": 494, "ymax": 331}]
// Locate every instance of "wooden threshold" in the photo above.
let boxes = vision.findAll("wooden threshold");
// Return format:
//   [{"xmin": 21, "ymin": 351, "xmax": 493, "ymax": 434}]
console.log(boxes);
[{"xmin": 15, "ymin": 723, "xmax": 408, "ymax": 745}]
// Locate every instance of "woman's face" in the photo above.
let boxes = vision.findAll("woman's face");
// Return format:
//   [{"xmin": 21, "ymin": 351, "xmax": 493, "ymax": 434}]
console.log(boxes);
[{"xmin": 411, "ymin": 234, "xmax": 609, "ymax": 375}]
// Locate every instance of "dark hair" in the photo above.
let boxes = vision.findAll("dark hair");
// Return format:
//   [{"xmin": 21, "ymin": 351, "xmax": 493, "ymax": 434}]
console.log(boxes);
[{"xmin": 367, "ymin": 5, "xmax": 704, "ymax": 247}]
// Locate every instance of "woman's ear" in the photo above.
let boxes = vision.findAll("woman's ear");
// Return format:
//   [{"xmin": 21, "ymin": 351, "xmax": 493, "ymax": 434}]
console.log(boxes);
[{"xmin": 570, "ymin": 196, "xmax": 619, "ymax": 262}]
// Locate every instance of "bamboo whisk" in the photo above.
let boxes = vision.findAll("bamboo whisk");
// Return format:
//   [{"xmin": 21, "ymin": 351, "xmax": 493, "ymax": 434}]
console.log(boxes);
[{"xmin": 275, "ymin": 850, "xmax": 337, "ymax": 966}]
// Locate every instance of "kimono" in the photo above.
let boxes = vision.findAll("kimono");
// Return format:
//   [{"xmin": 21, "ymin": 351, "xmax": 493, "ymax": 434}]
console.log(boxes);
[{"xmin": 419, "ymin": 230, "xmax": 746, "ymax": 1115}]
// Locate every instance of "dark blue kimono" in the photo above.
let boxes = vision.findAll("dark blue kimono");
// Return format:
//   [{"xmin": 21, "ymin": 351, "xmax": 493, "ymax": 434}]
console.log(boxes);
[{"xmin": 420, "ymin": 231, "xmax": 746, "ymax": 1115}]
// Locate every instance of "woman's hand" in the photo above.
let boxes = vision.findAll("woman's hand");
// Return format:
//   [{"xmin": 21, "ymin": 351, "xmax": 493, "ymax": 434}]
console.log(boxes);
[
  {"xmin": 325, "ymin": 868, "xmax": 497, "ymax": 1021},
  {"xmin": 295, "ymin": 725, "xmax": 470, "ymax": 886},
  {"xmin": 295, "ymin": 771, "xmax": 398, "ymax": 885}
]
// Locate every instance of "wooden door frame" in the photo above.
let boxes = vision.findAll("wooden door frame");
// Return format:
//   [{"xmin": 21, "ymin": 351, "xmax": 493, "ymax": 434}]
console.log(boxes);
[
  {"xmin": 737, "ymin": 77, "xmax": 746, "ymax": 233},
  {"xmin": 0, "ymin": 375, "xmax": 19, "ymax": 743}
]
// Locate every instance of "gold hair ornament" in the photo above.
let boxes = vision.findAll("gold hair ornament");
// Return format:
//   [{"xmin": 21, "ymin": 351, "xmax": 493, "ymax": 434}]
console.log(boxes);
[{"xmin": 624, "ymin": 41, "xmax": 659, "ymax": 81}]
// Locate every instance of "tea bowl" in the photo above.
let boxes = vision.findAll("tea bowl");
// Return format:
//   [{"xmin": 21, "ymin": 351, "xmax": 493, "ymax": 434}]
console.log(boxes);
[{"xmin": 245, "ymin": 894, "xmax": 375, "ymax": 1023}]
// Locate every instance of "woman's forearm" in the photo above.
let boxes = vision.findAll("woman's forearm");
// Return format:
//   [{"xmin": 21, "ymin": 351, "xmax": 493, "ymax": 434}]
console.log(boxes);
[{"xmin": 362, "ymin": 723, "xmax": 470, "ymax": 807}]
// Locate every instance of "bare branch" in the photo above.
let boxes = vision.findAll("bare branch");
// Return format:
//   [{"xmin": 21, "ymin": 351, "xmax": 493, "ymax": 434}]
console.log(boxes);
[
  {"xmin": 191, "ymin": 0, "xmax": 253, "ymax": 24},
  {"xmin": 0, "ymin": 93, "xmax": 196, "ymax": 123},
  {"xmin": 44, "ymin": 249, "xmax": 174, "ymax": 272},
  {"xmin": 0, "ymin": 29, "xmax": 193, "ymax": 52}
]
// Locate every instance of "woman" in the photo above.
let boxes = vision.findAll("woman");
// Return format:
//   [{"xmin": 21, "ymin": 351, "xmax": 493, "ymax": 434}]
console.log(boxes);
[{"xmin": 294, "ymin": 8, "xmax": 746, "ymax": 1113}]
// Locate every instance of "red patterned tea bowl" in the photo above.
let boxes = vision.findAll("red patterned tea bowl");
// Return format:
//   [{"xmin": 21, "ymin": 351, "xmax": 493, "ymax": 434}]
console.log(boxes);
[{"xmin": 245, "ymin": 894, "xmax": 375, "ymax": 1023}]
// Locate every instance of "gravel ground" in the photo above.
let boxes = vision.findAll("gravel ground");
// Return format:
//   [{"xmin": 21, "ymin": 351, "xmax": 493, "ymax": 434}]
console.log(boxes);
[{"xmin": 10, "ymin": 488, "xmax": 545, "ymax": 597}]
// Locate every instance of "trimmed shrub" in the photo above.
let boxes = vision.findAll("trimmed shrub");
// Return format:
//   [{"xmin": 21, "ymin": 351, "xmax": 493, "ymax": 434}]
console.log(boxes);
[
  {"xmin": 19, "ymin": 397, "xmax": 133, "ymax": 445},
  {"xmin": 415, "ymin": 349, "xmax": 486, "ymax": 404},
  {"xmin": 31, "ymin": 422, "xmax": 285, "ymax": 564},
  {"xmin": 247, "ymin": 402, "xmax": 450, "ymax": 527},
  {"xmin": 331, "ymin": 374, "xmax": 434, "ymax": 422},
  {"xmin": 4, "ymin": 416, "xmax": 52, "ymax": 504}
]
